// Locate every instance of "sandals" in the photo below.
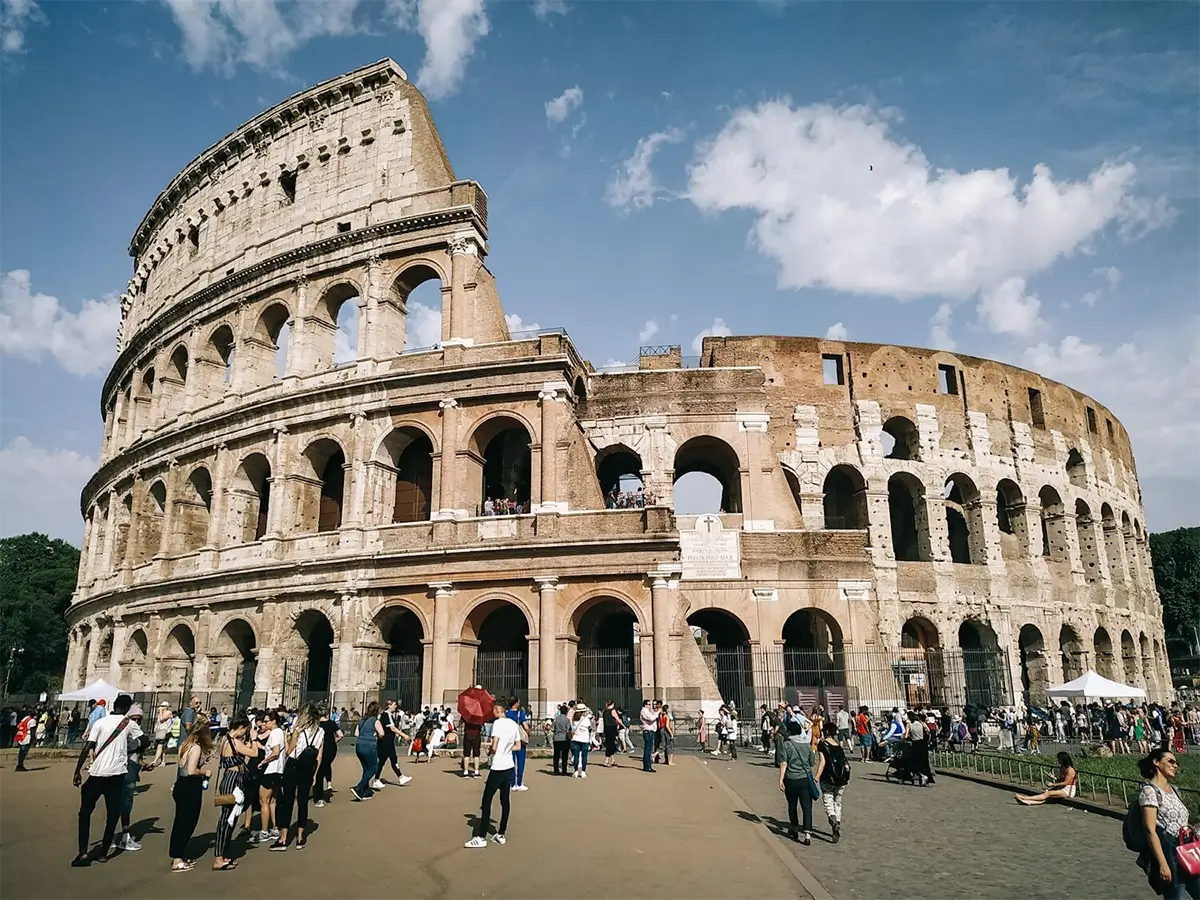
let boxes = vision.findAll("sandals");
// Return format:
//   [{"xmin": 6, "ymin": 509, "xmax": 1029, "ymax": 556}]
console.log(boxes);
[
  {"xmin": 211, "ymin": 860, "xmax": 239, "ymax": 871},
  {"xmin": 170, "ymin": 862, "xmax": 195, "ymax": 873}
]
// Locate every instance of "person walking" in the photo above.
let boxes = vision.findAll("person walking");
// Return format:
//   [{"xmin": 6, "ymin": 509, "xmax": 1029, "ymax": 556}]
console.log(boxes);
[
  {"xmin": 816, "ymin": 721, "xmax": 851, "ymax": 842},
  {"xmin": 570, "ymin": 704, "xmax": 593, "ymax": 778},
  {"xmin": 212, "ymin": 715, "xmax": 255, "ymax": 870},
  {"xmin": 906, "ymin": 714, "xmax": 936, "ymax": 786},
  {"xmin": 273, "ymin": 704, "xmax": 323, "ymax": 851},
  {"xmin": 351, "ymin": 702, "xmax": 385, "ymax": 801},
  {"xmin": 70, "ymin": 694, "xmax": 147, "ymax": 867},
  {"xmin": 504, "ymin": 696, "xmax": 530, "ymax": 791},
  {"xmin": 464, "ymin": 700, "xmax": 521, "ymax": 848},
  {"xmin": 639, "ymin": 700, "xmax": 657, "ymax": 773},
  {"xmin": 374, "ymin": 700, "xmax": 413, "ymax": 789},
  {"xmin": 1130, "ymin": 748, "xmax": 1200, "ymax": 898},
  {"xmin": 167, "ymin": 721, "xmax": 213, "ymax": 872},
  {"xmin": 697, "ymin": 709, "xmax": 709, "ymax": 754},
  {"xmin": 552, "ymin": 704, "xmax": 572, "ymax": 775},
  {"xmin": 14, "ymin": 707, "xmax": 35, "ymax": 771},
  {"xmin": 777, "ymin": 720, "xmax": 818, "ymax": 845},
  {"xmin": 314, "ymin": 708, "xmax": 342, "ymax": 806},
  {"xmin": 115, "ymin": 704, "xmax": 148, "ymax": 852}
]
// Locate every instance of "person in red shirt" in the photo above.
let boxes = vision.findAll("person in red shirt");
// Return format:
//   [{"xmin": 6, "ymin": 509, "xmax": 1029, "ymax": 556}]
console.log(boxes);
[
  {"xmin": 853, "ymin": 707, "xmax": 872, "ymax": 762},
  {"xmin": 14, "ymin": 707, "xmax": 36, "ymax": 771}
]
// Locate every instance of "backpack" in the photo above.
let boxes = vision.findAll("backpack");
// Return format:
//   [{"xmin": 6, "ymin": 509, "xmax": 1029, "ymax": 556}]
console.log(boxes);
[
  {"xmin": 1123, "ymin": 785, "xmax": 1158, "ymax": 853},
  {"xmin": 296, "ymin": 728, "xmax": 319, "ymax": 768},
  {"xmin": 823, "ymin": 743, "xmax": 852, "ymax": 786}
]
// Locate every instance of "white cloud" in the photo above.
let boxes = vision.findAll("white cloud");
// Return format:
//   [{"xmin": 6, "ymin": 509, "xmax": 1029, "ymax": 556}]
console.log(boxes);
[
  {"xmin": 386, "ymin": 0, "xmax": 488, "ymax": 99},
  {"xmin": 691, "ymin": 317, "xmax": 732, "ymax": 355},
  {"xmin": 824, "ymin": 322, "xmax": 848, "ymax": 340},
  {"xmin": 1080, "ymin": 291, "xmax": 1099, "ymax": 307},
  {"xmin": 545, "ymin": 85, "xmax": 583, "ymax": 123},
  {"xmin": 599, "ymin": 357, "xmax": 637, "ymax": 372},
  {"xmin": 0, "ymin": 437, "xmax": 95, "ymax": 543},
  {"xmin": 929, "ymin": 303, "xmax": 955, "ymax": 351},
  {"xmin": 1, "ymin": 0, "xmax": 40, "ymax": 54},
  {"xmin": 333, "ymin": 308, "xmax": 358, "ymax": 365},
  {"xmin": 605, "ymin": 128, "xmax": 684, "ymax": 212},
  {"xmin": 638, "ymin": 319, "xmax": 660, "ymax": 344},
  {"xmin": 0, "ymin": 270, "xmax": 120, "ymax": 377},
  {"xmin": 531, "ymin": 0, "xmax": 567, "ymax": 19},
  {"xmin": 1093, "ymin": 265, "xmax": 1123, "ymax": 290},
  {"xmin": 685, "ymin": 100, "xmax": 1169, "ymax": 316},
  {"xmin": 505, "ymin": 312, "xmax": 541, "ymax": 337},
  {"xmin": 976, "ymin": 276, "xmax": 1044, "ymax": 337},
  {"xmin": 164, "ymin": 0, "xmax": 360, "ymax": 74},
  {"xmin": 405, "ymin": 301, "xmax": 442, "ymax": 349}
]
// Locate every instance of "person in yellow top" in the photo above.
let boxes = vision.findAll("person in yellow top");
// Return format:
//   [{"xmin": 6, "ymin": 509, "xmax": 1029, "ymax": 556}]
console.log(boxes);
[{"xmin": 810, "ymin": 706, "xmax": 824, "ymax": 751}]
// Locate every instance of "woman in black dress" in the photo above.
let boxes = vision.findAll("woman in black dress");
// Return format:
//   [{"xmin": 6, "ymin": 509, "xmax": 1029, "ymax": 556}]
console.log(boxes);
[{"xmin": 603, "ymin": 700, "xmax": 621, "ymax": 767}]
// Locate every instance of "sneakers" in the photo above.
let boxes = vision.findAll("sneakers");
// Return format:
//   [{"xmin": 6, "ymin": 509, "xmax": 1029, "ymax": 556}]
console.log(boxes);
[
  {"xmin": 249, "ymin": 831, "xmax": 270, "ymax": 844},
  {"xmin": 464, "ymin": 836, "xmax": 487, "ymax": 849},
  {"xmin": 398, "ymin": 775, "xmax": 413, "ymax": 786},
  {"xmin": 119, "ymin": 834, "xmax": 142, "ymax": 852},
  {"xmin": 350, "ymin": 788, "xmax": 363, "ymax": 801},
  {"xmin": 296, "ymin": 839, "xmax": 307, "ymax": 851},
  {"xmin": 314, "ymin": 800, "xmax": 326, "ymax": 808},
  {"xmin": 580, "ymin": 770, "xmax": 587, "ymax": 779},
  {"xmin": 70, "ymin": 855, "xmax": 91, "ymax": 868},
  {"xmin": 572, "ymin": 770, "xmax": 580, "ymax": 779},
  {"xmin": 832, "ymin": 821, "xmax": 842, "ymax": 843},
  {"xmin": 269, "ymin": 828, "xmax": 280, "ymax": 839},
  {"xmin": 493, "ymin": 834, "xmax": 506, "ymax": 845},
  {"xmin": 512, "ymin": 784, "xmax": 528, "ymax": 791},
  {"xmin": 370, "ymin": 779, "xmax": 385, "ymax": 789},
  {"xmin": 269, "ymin": 841, "xmax": 287, "ymax": 852}
]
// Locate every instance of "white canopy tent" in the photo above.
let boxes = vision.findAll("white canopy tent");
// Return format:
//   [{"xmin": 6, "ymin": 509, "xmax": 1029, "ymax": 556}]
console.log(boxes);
[
  {"xmin": 1045, "ymin": 670, "xmax": 1147, "ymax": 701},
  {"xmin": 57, "ymin": 679, "xmax": 126, "ymax": 703}
]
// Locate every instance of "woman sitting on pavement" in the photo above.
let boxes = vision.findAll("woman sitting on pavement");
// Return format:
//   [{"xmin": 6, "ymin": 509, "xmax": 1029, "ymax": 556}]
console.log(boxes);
[{"xmin": 1014, "ymin": 751, "xmax": 1077, "ymax": 805}]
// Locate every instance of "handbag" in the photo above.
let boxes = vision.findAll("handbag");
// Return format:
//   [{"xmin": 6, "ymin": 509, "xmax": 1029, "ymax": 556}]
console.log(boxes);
[
  {"xmin": 808, "ymin": 772, "xmax": 821, "ymax": 800},
  {"xmin": 1177, "ymin": 837, "xmax": 1200, "ymax": 878},
  {"xmin": 213, "ymin": 737, "xmax": 241, "ymax": 807}
]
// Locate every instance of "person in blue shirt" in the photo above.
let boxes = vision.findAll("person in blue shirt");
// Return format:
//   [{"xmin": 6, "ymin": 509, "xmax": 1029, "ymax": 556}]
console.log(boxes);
[{"xmin": 504, "ymin": 696, "xmax": 528, "ymax": 791}]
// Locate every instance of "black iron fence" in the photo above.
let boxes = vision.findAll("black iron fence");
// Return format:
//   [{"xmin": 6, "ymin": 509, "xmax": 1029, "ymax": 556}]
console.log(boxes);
[
  {"xmin": 473, "ymin": 650, "xmax": 528, "ymax": 707},
  {"xmin": 576, "ymin": 647, "xmax": 642, "ymax": 714}
]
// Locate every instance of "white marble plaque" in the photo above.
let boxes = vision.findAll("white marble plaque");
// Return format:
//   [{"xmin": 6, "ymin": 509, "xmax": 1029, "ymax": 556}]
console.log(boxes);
[{"xmin": 680, "ymin": 514, "xmax": 741, "ymax": 580}]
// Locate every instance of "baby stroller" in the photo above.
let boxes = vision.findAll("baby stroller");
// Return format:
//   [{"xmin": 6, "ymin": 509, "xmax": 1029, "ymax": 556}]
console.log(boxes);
[{"xmin": 884, "ymin": 741, "xmax": 922, "ymax": 785}]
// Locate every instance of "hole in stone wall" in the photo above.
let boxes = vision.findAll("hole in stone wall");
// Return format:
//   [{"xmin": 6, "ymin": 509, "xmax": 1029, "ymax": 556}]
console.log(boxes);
[
  {"xmin": 937, "ymin": 364, "xmax": 958, "ymax": 395},
  {"xmin": 822, "ymin": 354, "xmax": 845, "ymax": 385},
  {"xmin": 280, "ymin": 170, "xmax": 297, "ymax": 204}
]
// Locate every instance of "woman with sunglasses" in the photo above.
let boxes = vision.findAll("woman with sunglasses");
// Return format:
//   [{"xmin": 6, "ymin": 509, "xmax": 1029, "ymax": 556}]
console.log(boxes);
[{"xmin": 1134, "ymin": 748, "xmax": 1199, "ymax": 899}]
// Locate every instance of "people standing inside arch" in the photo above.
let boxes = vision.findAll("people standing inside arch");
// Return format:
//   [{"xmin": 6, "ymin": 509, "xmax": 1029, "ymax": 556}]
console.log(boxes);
[
  {"xmin": 71, "ymin": 693, "xmax": 148, "ymax": 867},
  {"xmin": 504, "ymin": 696, "xmax": 529, "ymax": 791},
  {"xmin": 373, "ymin": 699, "xmax": 412, "ymax": 789},
  {"xmin": 464, "ymin": 700, "xmax": 520, "ymax": 849},
  {"xmin": 314, "ymin": 708, "xmax": 342, "ymax": 806}
]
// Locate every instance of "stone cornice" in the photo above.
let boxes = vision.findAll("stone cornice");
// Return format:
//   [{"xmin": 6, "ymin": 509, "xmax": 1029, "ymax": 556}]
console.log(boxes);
[
  {"xmin": 128, "ymin": 58, "xmax": 406, "ymax": 260},
  {"xmin": 104, "ymin": 201, "xmax": 485, "ymax": 408}
]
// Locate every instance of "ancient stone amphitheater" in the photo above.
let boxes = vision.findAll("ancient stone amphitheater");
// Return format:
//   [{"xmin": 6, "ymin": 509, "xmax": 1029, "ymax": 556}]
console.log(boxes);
[{"xmin": 67, "ymin": 59, "xmax": 1171, "ymax": 716}]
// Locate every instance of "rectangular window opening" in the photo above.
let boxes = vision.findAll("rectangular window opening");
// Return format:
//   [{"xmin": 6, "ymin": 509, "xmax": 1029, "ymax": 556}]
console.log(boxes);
[
  {"xmin": 1028, "ymin": 387, "xmax": 1045, "ymax": 428},
  {"xmin": 187, "ymin": 224, "xmax": 199, "ymax": 250},
  {"xmin": 280, "ymin": 170, "xmax": 297, "ymax": 204},
  {"xmin": 1106, "ymin": 419, "xmax": 1115, "ymax": 442},
  {"xmin": 1086, "ymin": 406, "xmax": 1098, "ymax": 434},
  {"xmin": 337, "ymin": 221, "xmax": 351, "ymax": 233},
  {"xmin": 937, "ymin": 363, "xmax": 958, "ymax": 395},
  {"xmin": 822, "ymin": 354, "xmax": 845, "ymax": 386}
]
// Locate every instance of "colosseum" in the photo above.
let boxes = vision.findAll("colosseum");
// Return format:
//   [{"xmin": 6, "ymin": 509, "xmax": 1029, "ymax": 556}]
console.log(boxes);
[{"xmin": 66, "ymin": 59, "xmax": 1172, "ymax": 718}]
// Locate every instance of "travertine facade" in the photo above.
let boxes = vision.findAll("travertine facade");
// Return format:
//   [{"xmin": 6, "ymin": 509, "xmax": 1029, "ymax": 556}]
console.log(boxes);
[{"xmin": 66, "ymin": 60, "xmax": 1171, "ymax": 715}]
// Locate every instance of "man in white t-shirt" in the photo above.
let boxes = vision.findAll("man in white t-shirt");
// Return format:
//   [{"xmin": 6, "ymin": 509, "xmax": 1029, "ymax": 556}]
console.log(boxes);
[
  {"xmin": 71, "ymin": 694, "xmax": 147, "ymax": 866},
  {"xmin": 464, "ymin": 702, "xmax": 520, "ymax": 848},
  {"xmin": 835, "ymin": 706, "xmax": 852, "ymax": 751}
]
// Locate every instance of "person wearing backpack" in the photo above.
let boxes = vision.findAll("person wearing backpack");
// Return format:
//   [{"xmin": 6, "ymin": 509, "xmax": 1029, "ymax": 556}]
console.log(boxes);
[
  {"xmin": 817, "ymin": 721, "xmax": 851, "ymax": 842},
  {"xmin": 271, "ymin": 703, "xmax": 324, "ymax": 851},
  {"xmin": 1125, "ymin": 748, "xmax": 1199, "ymax": 899}
]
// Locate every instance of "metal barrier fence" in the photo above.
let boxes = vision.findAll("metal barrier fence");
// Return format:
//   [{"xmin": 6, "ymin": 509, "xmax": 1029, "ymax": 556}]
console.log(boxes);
[{"xmin": 932, "ymin": 749, "xmax": 1200, "ymax": 816}]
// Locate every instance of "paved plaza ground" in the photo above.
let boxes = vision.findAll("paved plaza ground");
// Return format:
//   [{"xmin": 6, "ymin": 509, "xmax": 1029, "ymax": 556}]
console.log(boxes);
[{"xmin": 1, "ymin": 745, "xmax": 1153, "ymax": 899}]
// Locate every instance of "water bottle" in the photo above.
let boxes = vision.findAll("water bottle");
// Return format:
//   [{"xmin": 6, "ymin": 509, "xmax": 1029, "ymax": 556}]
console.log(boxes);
[{"xmin": 202, "ymin": 778, "xmax": 209, "ymax": 791}]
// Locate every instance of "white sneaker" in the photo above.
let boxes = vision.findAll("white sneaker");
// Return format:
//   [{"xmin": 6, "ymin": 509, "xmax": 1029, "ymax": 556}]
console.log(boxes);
[
  {"xmin": 464, "ymin": 836, "xmax": 487, "ymax": 849},
  {"xmin": 581, "ymin": 770, "xmax": 587, "ymax": 779},
  {"xmin": 493, "ymin": 834, "xmax": 507, "ymax": 845},
  {"xmin": 314, "ymin": 800, "xmax": 326, "ymax": 808},
  {"xmin": 572, "ymin": 770, "xmax": 580, "ymax": 778},
  {"xmin": 370, "ymin": 779, "xmax": 385, "ymax": 789},
  {"xmin": 120, "ymin": 834, "xmax": 142, "ymax": 851},
  {"xmin": 513, "ymin": 784, "xmax": 528, "ymax": 791},
  {"xmin": 398, "ymin": 775, "xmax": 413, "ymax": 786}
]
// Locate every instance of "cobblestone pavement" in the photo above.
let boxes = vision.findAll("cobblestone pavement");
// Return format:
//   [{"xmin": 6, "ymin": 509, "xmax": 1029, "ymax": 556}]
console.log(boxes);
[
  {"xmin": 700, "ymin": 746, "xmax": 1151, "ymax": 900},
  {"xmin": 0, "ymin": 752, "xmax": 810, "ymax": 900}
]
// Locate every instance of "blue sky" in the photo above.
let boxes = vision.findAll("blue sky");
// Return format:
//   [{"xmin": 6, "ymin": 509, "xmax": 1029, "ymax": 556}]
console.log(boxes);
[{"xmin": 1, "ymin": 0, "xmax": 1197, "ymax": 543}]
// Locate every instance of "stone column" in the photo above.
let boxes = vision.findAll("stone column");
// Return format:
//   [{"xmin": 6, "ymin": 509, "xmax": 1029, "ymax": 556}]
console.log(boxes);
[
  {"xmin": 537, "ymin": 384, "xmax": 568, "ymax": 513},
  {"xmin": 429, "ymin": 582, "xmax": 453, "ymax": 706},
  {"xmin": 78, "ymin": 512, "xmax": 95, "ymax": 587},
  {"xmin": 535, "ymin": 576, "xmax": 559, "ymax": 716},
  {"xmin": 100, "ymin": 491, "xmax": 118, "ymax": 576},
  {"xmin": 343, "ymin": 412, "xmax": 369, "ymax": 547},
  {"xmin": 363, "ymin": 254, "xmax": 382, "ymax": 360},
  {"xmin": 435, "ymin": 399, "xmax": 460, "ymax": 518},
  {"xmin": 649, "ymin": 573, "xmax": 672, "ymax": 699},
  {"xmin": 123, "ymin": 475, "xmax": 144, "ymax": 571},
  {"xmin": 205, "ymin": 443, "xmax": 228, "ymax": 550},
  {"xmin": 445, "ymin": 234, "xmax": 479, "ymax": 345},
  {"xmin": 263, "ymin": 427, "xmax": 289, "ymax": 539},
  {"xmin": 156, "ymin": 463, "xmax": 178, "ymax": 558},
  {"xmin": 285, "ymin": 275, "xmax": 309, "ymax": 377},
  {"xmin": 737, "ymin": 412, "xmax": 770, "ymax": 528}
]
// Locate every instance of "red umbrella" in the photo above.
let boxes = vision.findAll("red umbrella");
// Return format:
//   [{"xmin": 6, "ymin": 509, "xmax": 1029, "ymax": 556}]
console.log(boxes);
[{"xmin": 457, "ymin": 686, "xmax": 495, "ymax": 726}]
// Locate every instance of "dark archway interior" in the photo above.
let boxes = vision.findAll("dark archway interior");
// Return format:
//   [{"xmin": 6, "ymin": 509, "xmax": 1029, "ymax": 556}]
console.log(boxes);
[
  {"xmin": 387, "ymin": 609, "xmax": 425, "ymax": 653},
  {"xmin": 689, "ymin": 608, "xmax": 752, "ymax": 711},
  {"xmin": 384, "ymin": 608, "xmax": 424, "ymax": 709},
  {"xmin": 478, "ymin": 604, "xmax": 529, "ymax": 651},
  {"xmin": 889, "ymin": 477, "xmax": 923, "ymax": 561},
  {"xmin": 483, "ymin": 428, "xmax": 532, "ymax": 507},
  {"xmin": 578, "ymin": 600, "xmax": 636, "ymax": 649},
  {"xmin": 882, "ymin": 416, "xmax": 919, "ymax": 460},
  {"xmin": 901, "ymin": 617, "xmax": 939, "ymax": 650},
  {"xmin": 319, "ymin": 450, "xmax": 346, "ymax": 532},
  {"xmin": 674, "ymin": 436, "xmax": 742, "ymax": 514},
  {"xmin": 823, "ymin": 466, "xmax": 868, "ymax": 529},
  {"xmin": 945, "ymin": 479, "xmax": 973, "ymax": 564},
  {"xmin": 597, "ymin": 448, "xmax": 643, "ymax": 498},
  {"xmin": 299, "ymin": 613, "xmax": 334, "ymax": 692},
  {"xmin": 958, "ymin": 620, "xmax": 997, "ymax": 651},
  {"xmin": 1018, "ymin": 624, "xmax": 1048, "ymax": 702},
  {"xmin": 688, "ymin": 609, "xmax": 749, "ymax": 648},
  {"xmin": 394, "ymin": 434, "xmax": 434, "ymax": 523},
  {"xmin": 782, "ymin": 609, "xmax": 845, "ymax": 687}
]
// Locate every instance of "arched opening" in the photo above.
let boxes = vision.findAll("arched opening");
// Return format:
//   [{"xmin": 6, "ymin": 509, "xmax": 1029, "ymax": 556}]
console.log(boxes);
[
  {"xmin": 575, "ymin": 598, "xmax": 641, "ymax": 712},
  {"xmin": 782, "ymin": 609, "xmax": 845, "ymax": 693},
  {"xmin": 292, "ymin": 611, "xmax": 334, "ymax": 703},
  {"xmin": 162, "ymin": 345, "xmax": 189, "ymax": 417},
  {"xmin": 944, "ymin": 473, "xmax": 983, "ymax": 564},
  {"xmin": 1059, "ymin": 624, "xmax": 1084, "ymax": 681},
  {"xmin": 77, "ymin": 635, "xmax": 92, "ymax": 685},
  {"xmin": 380, "ymin": 427, "xmax": 434, "ymax": 523},
  {"xmin": 121, "ymin": 629, "xmax": 149, "ymax": 689},
  {"xmin": 888, "ymin": 472, "xmax": 930, "ymax": 561},
  {"xmin": 176, "ymin": 467, "xmax": 212, "ymax": 553},
  {"xmin": 1122, "ymin": 512, "xmax": 1140, "ymax": 588},
  {"xmin": 134, "ymin": 366, "xmax": 155, "ymax": 434},
  {"xmin": 1093, "ymin": 627, "xmax": 1115, "ymax": 679},
  {"xmin": 573, "ymin": 375, "xmax": 587, "ymax": 402},
  {"xmin": 1121, "ymin": 629, "xmax": 1138, "ymax": 686},
  {"xmin": 881, "ymin": 416, "xmax": 920, "ymax": 460},
  {"xmin": 245, "ymin": 301, "xmax": 291, "ymax": 385},
  {"xmin": 465, "ymin": 601, "xmax": 530, "ymax": 703},
  {"xmin": 688, "ymin": 608, "xmax": 753, "ymax": 713},
  {"xmin": 381, "ymin": 607, "xmax": 425, "ymax": 712},
  {"xmin": 112, "ymin": 493, "xmax": 133, "ymax": 570},
  {"xmin": 900, "ymin": 616, "xmax": 944, "ymax": 707},
  {"xmin": 116, "ymin": 384, "xmax": 132, "ymax": 447},
  {"xmin": 211, "ymin": 324, "xmax": 235, "ymax": 385},
  {"xmin": 596, "ymin": 445, "xmax": 646, "ymax": 507},
  {"xmin": 217, "ymin": 619, "xmax": 258, "ymax": 711},
  {"xmin": 321, "ymin": 283, "xmax": 361, "ymax": 367},
  {"xmin": 160, "ymin": 623, "xmax": 196, "ymax": 694},
  {"xmin": 822, "ymin": 465, "xmax": 868, "ymax": 529},
  {"xmin": 470, "ymin": 416, "xmax": 532, "ymax": 514},
  {"xmin": 1066, "ymin": 448, "xmax": 1087, "ymax": 489},
  {"xmin": 673, "ymin": 436, "xmax": 742, "ymax": 515},
  {"xmin": 901, "ymin": 617, "xmax": 940, "ymax": 651},
  {"xmin": 395, "ymin": 265, "xmax": 444, "ymax": 351},
  {"xmin": 1140, "ymin": 632, "xmax": 1153, "ymax": 692},
  {"xmin": 233, "ymin": 453, "xmax": 271, "ymax": 542},
  {"xmin": 1075, "ymin": 500, "xmax": 1101, "ymax": 583},
  {"xmin": 957, "ymin": 620, "xmax": 1006, "ymax": 708},
  {"xmin": 137, "ymin": 480, "xmax": 166, "ymax": 565},
  {"xmin": 1038, "ymin": 486, "xmax": 1068, "ymax": 562},
  {"xmin": 783, "ymin": 467, "xmax": 805, "ymax": 522},
  {"xmin": 299, "ymin": 439, "xmax": 346, "ymax": 533},
  {"xmin": 97, "ymin": 631, "xmax": 114, "ymax": 669},
  {"xmin": 995, "ymin": 479, "xmax": 1029, "ymax": 560},
  {"xmin": 1018, "ymin": 624, "xmax": 1049, "ymax": 706},
  {"xmin": 1100, "ymin": 504, "xmax": 1125, "ymax": 590}
]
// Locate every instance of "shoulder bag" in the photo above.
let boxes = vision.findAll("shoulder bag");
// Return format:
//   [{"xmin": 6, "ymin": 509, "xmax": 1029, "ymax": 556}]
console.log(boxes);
[{"xmin": 213, "ymin": 736, "xmax": 240, "ymax": 807}]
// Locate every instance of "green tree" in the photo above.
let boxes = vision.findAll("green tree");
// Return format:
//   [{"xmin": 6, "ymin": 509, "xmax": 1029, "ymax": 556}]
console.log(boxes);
[
  {"xmin": 0, "ymin": 533, "xmax": 80, "ymax": 694},
  {"xmin": 1149, "ymin": 526, "xmax": 1200, "ymax": 643}
]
